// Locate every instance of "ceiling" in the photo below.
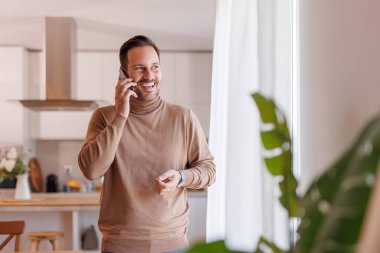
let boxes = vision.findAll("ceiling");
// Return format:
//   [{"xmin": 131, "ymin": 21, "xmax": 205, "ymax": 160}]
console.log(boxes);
[{"xmin": 0, "ymin": 0, "xmax": 216, "ymax": 51}]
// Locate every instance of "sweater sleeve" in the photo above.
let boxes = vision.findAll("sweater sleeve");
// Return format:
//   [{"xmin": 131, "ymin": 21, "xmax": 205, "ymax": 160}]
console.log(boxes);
[
  {"xmin": 183, "ymin": 109, "xmax": 216, "ymax": 189},
  {"xmin": 78, "ymin": 108, "xmax": 127, "ymax": 180}
]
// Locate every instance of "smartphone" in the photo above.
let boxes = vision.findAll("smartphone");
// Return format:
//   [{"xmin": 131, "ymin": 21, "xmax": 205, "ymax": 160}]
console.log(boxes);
[
  {"xmin": 118, "ymin": 67, "xmax": 129, "ymax": 80},
  {"xmin": 118, "ymin": 67, "xmax": 135, "ymax": 92}
]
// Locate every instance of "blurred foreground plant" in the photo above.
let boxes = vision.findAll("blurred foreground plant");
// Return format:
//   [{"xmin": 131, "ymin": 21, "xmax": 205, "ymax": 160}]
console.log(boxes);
[{"xmin": 185, "ymin": 92, "xmax": 380, "ymax": 253}]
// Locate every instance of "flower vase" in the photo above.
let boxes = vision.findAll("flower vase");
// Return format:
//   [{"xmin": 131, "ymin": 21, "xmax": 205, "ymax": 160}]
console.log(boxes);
[{"xmin": 15, "ymin": 174, "xmax": 31, "ymax": 199}]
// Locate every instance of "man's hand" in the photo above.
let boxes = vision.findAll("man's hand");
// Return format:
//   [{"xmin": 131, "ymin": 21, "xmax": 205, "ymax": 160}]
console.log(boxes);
[
  {"xmin": 155, "ymin": 170, "xmax": 181, "ymax": 195},
  {"xmin": 115, "ymin": 78, "xmax": 138, "ymax": 118}
]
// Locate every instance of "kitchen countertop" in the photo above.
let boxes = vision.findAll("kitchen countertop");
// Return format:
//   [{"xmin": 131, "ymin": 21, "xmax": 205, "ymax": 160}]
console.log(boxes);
[
  {"xmin": 0, "ymin": 190, "xmax": 206, "ymax": 212},
  {"xmin": 0, "ymin": 193, "xmax": 100, "ymax": 212}
]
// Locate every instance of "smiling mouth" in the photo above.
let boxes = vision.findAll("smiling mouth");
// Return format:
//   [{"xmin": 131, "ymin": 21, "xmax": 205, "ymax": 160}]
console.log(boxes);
[
  {"xmin": 140, "ymin": 83, "xmax": 155, "ymax": 88},
  {"xmin": 139, "ymin": 82, "xmax": 156, "ymax": 92}
]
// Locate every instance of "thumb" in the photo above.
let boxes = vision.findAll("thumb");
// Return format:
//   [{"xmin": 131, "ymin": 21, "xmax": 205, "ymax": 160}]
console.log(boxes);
[{"xmin": 158, "ymin": 170, "xmax": 176, "ymax": 181}]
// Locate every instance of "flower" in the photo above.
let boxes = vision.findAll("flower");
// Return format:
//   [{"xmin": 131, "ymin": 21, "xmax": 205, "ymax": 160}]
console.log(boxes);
[
  {"xmin": 0, "ymin": 148, "xmax": 27, "ymax": 182},
  {"xmin": 7, "ymin": 147, "xmax": 18, "ymax": 160}
]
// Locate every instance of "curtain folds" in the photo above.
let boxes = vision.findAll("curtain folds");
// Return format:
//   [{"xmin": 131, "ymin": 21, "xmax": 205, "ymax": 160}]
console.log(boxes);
[
  {"xmin": 207, "ymin": 0, "xmax": 292, "ymax": 251},
  {"xmin": 207, "ymin": 0, "xmax": 262, "ymax": 250}
]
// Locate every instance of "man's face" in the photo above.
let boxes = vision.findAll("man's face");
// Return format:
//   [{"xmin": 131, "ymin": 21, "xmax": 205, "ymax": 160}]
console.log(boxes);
[{"xmin": 125, "ymin": 46, "xmax": 162, "ymax": 102}]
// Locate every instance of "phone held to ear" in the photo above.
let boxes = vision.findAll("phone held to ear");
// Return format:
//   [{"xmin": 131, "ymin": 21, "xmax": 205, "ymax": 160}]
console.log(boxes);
[
  {"xmin": 119, "ymin": 67, "xmax": 135, "ymax": 92},
  {"xmin": 118, "ymin": 67, "xmax": 128, "ymax": 80}
]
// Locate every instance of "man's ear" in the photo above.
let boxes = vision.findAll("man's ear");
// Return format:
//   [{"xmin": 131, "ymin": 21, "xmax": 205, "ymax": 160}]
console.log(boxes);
[{"xmin": 121, "ymin": 66, "xmax": 129, "ymax": 78}]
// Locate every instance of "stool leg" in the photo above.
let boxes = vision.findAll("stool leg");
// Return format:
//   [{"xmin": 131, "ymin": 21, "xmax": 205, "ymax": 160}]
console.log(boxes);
[
  {"xmin": 50, "ymin": 239, "xmax": 61, "ymax": 250},
  {"xmin": 15, "ymin": 235, "xmax": 21, "ymax": 252},
  {"xmin": 29, "ymin": 240, "xmax": 39, "ymax": 251}
]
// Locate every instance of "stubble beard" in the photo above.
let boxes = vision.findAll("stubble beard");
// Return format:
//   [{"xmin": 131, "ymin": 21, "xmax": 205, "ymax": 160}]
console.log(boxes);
[{"xmin": 135, "ymin": 83, "xmax": 160, "ymax": 102}]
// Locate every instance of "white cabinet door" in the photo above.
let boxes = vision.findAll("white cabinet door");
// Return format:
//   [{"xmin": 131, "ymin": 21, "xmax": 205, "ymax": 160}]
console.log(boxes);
[
  {"xmin": 101, "ymin": 52, "xmax": 119, "ymax": 104},
  {"xmin": 0, "ymin": 47, "xmax": 27, "ymax": 146},
  {"xmin": 76, "ymin": 53, "xmax": 102, "ymax": 100},
  {"xmin": 173, "ymin": 53, "xmax": 212, "ymax": 137},
  {"xmin": 159, "ymin": 53, "xmax": 176, "ymax": 103},
  {"xmin": 174, "ymin": 53, "xmax": 212, "ymax": 106},
  {"xmin": 35, "ymin": 111, "xmax": 92, "ymax": 140}
]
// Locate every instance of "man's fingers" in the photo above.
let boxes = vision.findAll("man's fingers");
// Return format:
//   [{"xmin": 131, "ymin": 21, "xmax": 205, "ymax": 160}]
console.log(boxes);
[
  {"xmin": 121, "ymin": 89, "xmax": 138, "ymax": 102},
  {"xmin": 155, "ymin": 178, "xmax": 176, "ymax": 195},
  {"xmin": 115, "ymin": 79, "xmax": 136, "ymax": 99},
  {"xmin": 115, "ymin": 78, "xmax": 132, "ymax": 94},
  {"xmin": 158, "ymin": 170, "xmax": 176, "ymax": 182},
  {"xmin": 118, "ymin": 78, "xmax": 133, "ymax": 87},
  {"xmin": 119, "ymin": 82, "xmax": 137, "ymax": 96},
  {"xmin": 116, "ymin": 83, "xmax": 138, "ymax": 101}
]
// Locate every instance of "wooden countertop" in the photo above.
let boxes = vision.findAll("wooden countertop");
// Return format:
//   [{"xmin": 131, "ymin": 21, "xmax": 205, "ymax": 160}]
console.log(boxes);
[
  {"xmin": 0, "ymin": 190, "xmax": 206, "ymax": 212},
  {"xmin": 0, "ymin": 194, "xmax": 100, "ymax": 212},
  {"xmin": 0, "ymin": 195, "xmax": 100, "ymax": 207},
  {"xmin": 8, "ymin": 251, "xmax": 83, "ymax": 253}
]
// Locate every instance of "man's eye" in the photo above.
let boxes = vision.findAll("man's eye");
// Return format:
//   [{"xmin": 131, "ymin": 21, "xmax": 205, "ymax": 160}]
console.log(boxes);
[{"xmin": 135, "ymin": 67, "xmax": 144, "ymax": 71}]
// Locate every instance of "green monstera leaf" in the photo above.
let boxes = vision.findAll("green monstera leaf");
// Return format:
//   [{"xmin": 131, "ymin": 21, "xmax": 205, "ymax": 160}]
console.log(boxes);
[
  {"xmin": 186, "ymin": 240, "xmax": 243, "ymax": 253},
  {"xmin": 294, "ymin": 116, "xmax": 380, "ymax": 253},
  {"xmin": 185, "ymin": 92, "xmax": 380, "ymax": 253},
  {"xmin": 253, "ymin": 236, "xmax": 286, "ymax": 253},
  {"xmin": 251, "ymin": 92, "xmax": 299, "ymax": 217}
]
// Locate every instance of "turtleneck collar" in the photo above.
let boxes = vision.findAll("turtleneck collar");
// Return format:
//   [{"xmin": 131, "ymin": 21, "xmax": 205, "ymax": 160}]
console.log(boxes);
[{"xmin": 130, "ymin": 95, "xmax": 162, "ymax": 115}]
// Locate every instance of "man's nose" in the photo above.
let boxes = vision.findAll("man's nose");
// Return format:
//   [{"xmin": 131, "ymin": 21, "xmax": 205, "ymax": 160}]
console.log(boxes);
[{"xmin": 143, "ymin": 69, "xmax": 153, "ymax": 80}]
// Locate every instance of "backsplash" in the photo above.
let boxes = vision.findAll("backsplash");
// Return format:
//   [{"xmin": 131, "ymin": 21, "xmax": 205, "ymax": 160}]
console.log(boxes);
[{"xmin": 36, "ymin": 140, "xmax": 88, "ymax": 192}]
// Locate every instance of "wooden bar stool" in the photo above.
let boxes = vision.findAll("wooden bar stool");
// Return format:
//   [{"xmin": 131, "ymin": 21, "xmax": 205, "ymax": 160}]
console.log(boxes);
[
  {"xmin": 0, "ymin": 220, "xmax": 26, "ymax": 252},
  {"xmin": 28, "ymin": 231, "xmax": 64, "ymax": 251}
]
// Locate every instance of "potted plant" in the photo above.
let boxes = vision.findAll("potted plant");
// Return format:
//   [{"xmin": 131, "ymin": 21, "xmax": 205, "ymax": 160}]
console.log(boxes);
[
  {"xmin": 185, "ymin": 92, "xmax": 380, "ymax": 253},
  {"xmin": 0, "ymin": 147, "xmax": 30, "ymax": 199}
]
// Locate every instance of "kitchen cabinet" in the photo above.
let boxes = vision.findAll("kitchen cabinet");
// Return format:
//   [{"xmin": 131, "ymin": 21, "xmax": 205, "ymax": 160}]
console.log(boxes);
[
  {"xmin": 0, "ymin": 46, "xmax": 28, "ymax": 146},
  {"xmin": 33, "ymin": 111, "xmax": 92, "ymax": 140},
  {"xmin": 99, "ymin": 52, "xmax": 120, "ymax": 104},
  {"xmin": 77, "ymin": 52, "xmax": 118, "ymax": 103},
  {"xmin": 159, "ymin": 53, "xmax": 176, "ymax": 103},
  {"xmin": 76, "ymin": 53, "xmax": 103, "ymax": 100},
  {"xmin": 172, "ymin": 53, "xmax": 213, "ymax": 137}
]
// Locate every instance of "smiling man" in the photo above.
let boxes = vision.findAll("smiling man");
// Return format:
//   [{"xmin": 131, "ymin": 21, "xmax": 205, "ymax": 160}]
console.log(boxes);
[{"xmin": 78, "ymin": 35, "xmax": 216, "ymax": 253}]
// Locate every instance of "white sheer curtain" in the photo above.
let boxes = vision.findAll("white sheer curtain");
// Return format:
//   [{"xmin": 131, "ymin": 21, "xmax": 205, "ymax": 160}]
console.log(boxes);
[
  {"xmin": 207, "ymin": 0, "xmax": 292, "ymax": 251},
  {"xmin": 207, "ymin": 0, "xmax": 262, "ymax": 251}
]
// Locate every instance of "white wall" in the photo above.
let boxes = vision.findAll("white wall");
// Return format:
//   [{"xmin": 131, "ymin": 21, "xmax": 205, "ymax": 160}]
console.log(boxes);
[{"xmin": 299, "ymin": 0, "xmax": 380, "ymax": 190}]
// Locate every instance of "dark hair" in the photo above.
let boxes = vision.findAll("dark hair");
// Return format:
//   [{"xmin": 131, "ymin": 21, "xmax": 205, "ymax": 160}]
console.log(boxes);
[{"xmin": 119, "ymin": 35, "xmax": 160, "ymax": 68}]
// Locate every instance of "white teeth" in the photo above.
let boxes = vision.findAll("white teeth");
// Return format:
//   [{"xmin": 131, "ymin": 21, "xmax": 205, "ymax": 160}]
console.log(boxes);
[
  {"xmin": 140, "ymin": 83, "xmax": 155, "ymax": 89},
  {"xmin": 142, "ymin": 84, "xmax": 154, "ymax": 87}
]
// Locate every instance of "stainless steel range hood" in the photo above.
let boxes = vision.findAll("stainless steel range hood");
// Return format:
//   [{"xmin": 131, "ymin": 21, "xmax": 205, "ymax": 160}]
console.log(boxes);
[{"xmin": 18, "ymin": 17, "xmax": 108, "ymax": 111}]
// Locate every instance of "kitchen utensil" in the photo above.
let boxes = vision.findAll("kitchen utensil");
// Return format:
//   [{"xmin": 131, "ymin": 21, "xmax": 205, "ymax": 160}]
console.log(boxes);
[
  {"xmin": 47, "ymin": 174, "xmax": 58, "ymax": 192},
  {"xmin": 28, "ymin": 158, "xmax": 43, "ymax": 192}
]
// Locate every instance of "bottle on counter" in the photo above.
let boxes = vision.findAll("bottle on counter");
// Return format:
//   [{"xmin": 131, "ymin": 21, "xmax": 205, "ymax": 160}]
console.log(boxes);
[
  {"xmin": 63, "ymin": 165, "xmax": 81, "ymax": 192},
  {"xmin": 94, "ymin": 176, "xmax": 103, "ymax": 192}
]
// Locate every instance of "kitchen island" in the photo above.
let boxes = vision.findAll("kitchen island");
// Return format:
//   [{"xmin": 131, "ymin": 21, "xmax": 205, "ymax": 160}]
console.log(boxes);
[
  {"xmin": 0, "ymin": 194, "xmax": 99, "ymax": 211},
  {"xmin": 0, "ymin": 191, "xmax": 207, "ymax": 253},
  {"xmin": 0, "ymin": 193, "xmax": 100, "ymax": 253}
]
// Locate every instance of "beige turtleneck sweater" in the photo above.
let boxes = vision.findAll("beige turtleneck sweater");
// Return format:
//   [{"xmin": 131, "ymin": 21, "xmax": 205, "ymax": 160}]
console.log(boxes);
[{"xmin": 78, "ymin": 96, "xmax": 216, "ymax": 253}]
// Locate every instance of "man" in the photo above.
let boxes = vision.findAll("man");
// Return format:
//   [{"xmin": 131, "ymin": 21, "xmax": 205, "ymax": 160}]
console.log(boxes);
[{"xmin": 78, "ymin": 35, "xmax": 216, "ymax": 253}]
